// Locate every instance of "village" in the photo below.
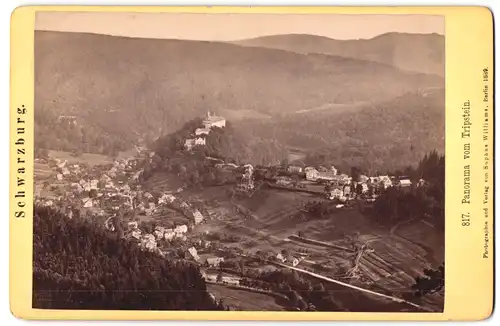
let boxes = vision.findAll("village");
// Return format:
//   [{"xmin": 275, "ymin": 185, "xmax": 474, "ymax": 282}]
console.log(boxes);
[{"xmin": 33, "ymin": 112, "xmax": 439, "ymax": 311}]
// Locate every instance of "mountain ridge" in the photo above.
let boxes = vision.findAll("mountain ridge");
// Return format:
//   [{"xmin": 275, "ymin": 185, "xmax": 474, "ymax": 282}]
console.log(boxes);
[
  {"xmin": 232, "ymin": 32, "xmax": 445, "ymax": 76},
  {"xmin": 34, "ymin": 30, "xmax": 444, "ymax": 161}
]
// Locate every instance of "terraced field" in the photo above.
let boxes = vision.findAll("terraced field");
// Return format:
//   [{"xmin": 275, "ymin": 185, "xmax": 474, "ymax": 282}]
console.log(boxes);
[
  {"xmin": 34, "ymin": 162, "xmax": 53, "ymax": 180},
  {"xmin": 143, "ymin": 172, "xmax": 184, "ymax": 194},
  {"xmin": 48, "ymin": 150, "xmax": 113, "ymax": 166},
  {"xmin": 144, "ymin": 172, "xmax": 444, "ymax": 311}
]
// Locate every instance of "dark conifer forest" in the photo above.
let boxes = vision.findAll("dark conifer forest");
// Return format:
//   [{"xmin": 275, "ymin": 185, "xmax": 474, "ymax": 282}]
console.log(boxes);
[{"xmin": 33, "ymin": 206, "xmax": 222, "ymax": 310}]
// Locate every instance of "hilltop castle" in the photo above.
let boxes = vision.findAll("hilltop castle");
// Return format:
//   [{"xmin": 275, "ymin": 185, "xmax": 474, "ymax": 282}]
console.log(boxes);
[
  {"xmin": 202, "ymin": 111, "xmax": 226, "ymax": 129},
  {"xmin": 185, "ymin": 111, "xmax": 226, "ymax": 151}
]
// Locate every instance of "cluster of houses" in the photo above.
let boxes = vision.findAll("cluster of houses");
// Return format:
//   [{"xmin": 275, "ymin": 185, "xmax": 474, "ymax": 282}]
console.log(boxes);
[
  {"xmin": 36, "ymin": 153, "xmax": 146, "ymax": 217},
  {"xmin": 276, "ymin": 252, "xmax": 302, "ymax": 267},
  {"xmin": 126, "ymin": 221, "xmax": 190, "ymax": 253},
  {"xmin": 35, "ymin": 146, "xmax": 212, "ymax": 257},
  {"xmin": 267, "ymin": 163, "xmax": 424, "ymax": 203},
  {"xmin": 184, "ymin": 111, "xmax": 226, "ymax": 150}
]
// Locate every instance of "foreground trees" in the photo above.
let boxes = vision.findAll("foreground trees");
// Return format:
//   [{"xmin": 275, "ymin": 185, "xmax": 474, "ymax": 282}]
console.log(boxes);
[
  {"xmin": 33, "ymin": 206, "xmax": 221, "ymax": 310},
  {"xmin": 372, "ymin": 151, "xmax": 445, "ymax": 231}
]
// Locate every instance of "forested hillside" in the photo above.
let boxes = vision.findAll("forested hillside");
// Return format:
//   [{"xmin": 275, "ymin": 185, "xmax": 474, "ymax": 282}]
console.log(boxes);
[
  {"xmin": 34, "ymin": 108, "xmax": 133, "ymax": 156},
  {"xmin": 234, "ymin": 90, "xmax": 445, "ymax": 173},
  {"xmin": 372, "ymin": 151, "xmax": 445, "ymax": 231},
  {"xmin": 154, "ymin": 120, "xmax": 287, "ymax": 166},
  {"xmin": 33, "ymin": 206, "xmax": 222, "ymax": 310},
  {"xmin": 35, "ymin": 31, "xmax": 443, "ymax": 155}
]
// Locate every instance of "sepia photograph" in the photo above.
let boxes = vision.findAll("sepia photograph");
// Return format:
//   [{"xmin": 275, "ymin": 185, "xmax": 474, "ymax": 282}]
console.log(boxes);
[{"xmin": 32, "ymin": 12, "xmax": 445, "ymax": 312}]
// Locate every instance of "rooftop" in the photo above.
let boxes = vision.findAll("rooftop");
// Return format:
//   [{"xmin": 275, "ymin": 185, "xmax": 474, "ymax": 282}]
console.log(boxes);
[
  {"xmin": 203, "ymin": 111, "xmax": 225, "ymax": 123},
  {"xmin": 203, "ymin": 115, "xmax": 225, "ymax": 123}
]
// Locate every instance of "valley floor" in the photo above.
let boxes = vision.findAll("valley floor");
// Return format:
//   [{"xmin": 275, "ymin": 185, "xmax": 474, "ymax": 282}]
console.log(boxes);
[{"xmin": 143, "ymin": 172, "xmax": 444, "ymax": 312}]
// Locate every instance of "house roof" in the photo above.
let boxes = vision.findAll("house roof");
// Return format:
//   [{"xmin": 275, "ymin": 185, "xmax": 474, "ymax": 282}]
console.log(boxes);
[
  {"xmin": 206, "ymin": 257, "xmax": 224, "ymax": 264},
  {"xmin": 318, "ymin": 171, "xmax": 338, "ymax": 178},
  {"xmin": 203, "ymin": 115, "xmax": 225, "ymax": 123}
]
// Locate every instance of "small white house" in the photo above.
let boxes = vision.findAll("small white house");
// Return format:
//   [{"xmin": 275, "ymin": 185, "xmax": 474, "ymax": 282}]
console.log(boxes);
[
  {"xmin": 206, "ymin": 257, "xmax": 225, "ymax": 267},
  {"xmin": 193, "ymin": 210, "xmax": 204, "ymax": 224},
  {"xmin": 305, "ymin": 168, "xmax": 320, "ymax": 181},
  {"xmin": 188, "ymin": 247, "xmax": 200, "ymax": 261},
  {"xmin": 164, "ymin": 229, "xmax": 175, "ymax": 241},
  {"xmin": 195, "ymin": 128, "xmax": 211, "ymax": 136},
  {"xmin": 174, "ymin": 224, "xmax": 188, "ymax": 234}
]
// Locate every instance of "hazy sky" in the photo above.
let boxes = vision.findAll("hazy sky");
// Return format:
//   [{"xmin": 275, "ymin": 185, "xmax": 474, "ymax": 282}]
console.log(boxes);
[{"xmin": 36, "ymin": 12, "xmax": 444, "ymax": 41}]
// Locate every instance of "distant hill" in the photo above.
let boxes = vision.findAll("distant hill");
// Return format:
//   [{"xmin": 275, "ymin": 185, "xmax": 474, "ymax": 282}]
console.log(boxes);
[
  {"xmin": 35, "ymin": 31, "xmax": 443, "ymax": 154},
  {"xmin": 154, "ymin": 119, "xmax": 287, "ymax": 166},
  {"xmin": 233, "ymin": 33, "xmax": 445, "ymax": 76}
]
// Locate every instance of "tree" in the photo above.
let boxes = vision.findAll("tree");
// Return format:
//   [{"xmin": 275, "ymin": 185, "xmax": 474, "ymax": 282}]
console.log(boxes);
[
  {"xmin": 32, "ymin": 206, "xmax": 223, "ymax": 311},
  {"xmin": 238, "ymin": 260, "xmax": 245, "ymax": 275},
  {"xmin": 356, "ymin": 183, "xmax": 363, "ymax": 196},
  {"xmin": 89, "ymin": 189, "xmax": 98, "ymax": 199},
  {"xmin": 324, "ymin": 183, "xmax": 332, "ymax": 193},
  {"xmin": 350, "ymin": 166, "xmax": 361, "ymax": 182},
  {"xmin": 216, "ymin": 272, "xmax": 223, "ymax": 283},
  {"xmin": 411, "ymin": 263, "xmax": 444, "ymax": 297}
]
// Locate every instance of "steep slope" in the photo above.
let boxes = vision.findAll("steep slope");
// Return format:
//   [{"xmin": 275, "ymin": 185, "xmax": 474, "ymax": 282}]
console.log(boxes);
[
  {"xmin": 35, "ymin": 31, "xmax": 443, "ymax": 154},
  {"xmin": 233, "ymin": 33, "xmax": 445, "ymax": 76},
  {"xmin": 33, "ymin": 206, "xmax": 221, "ymax": 310}
]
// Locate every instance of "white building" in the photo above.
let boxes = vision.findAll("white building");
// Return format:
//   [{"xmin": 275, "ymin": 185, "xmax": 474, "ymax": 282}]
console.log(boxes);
[
  {"xmin": 399, "ymin": 179, "xmax": 412, "ymax": 187},
  {"xmin": 206, "ymin": 257, "xmax": 225, "ymax": 267},
  {"xmin": 158, "ymin": 194, "xmax": 176, "ymax": 205},
  {"xmin": 184, "ymin": 137, "xmax": 206, "ymax": 151},
  {"xmin": 188, "ymin": 247, "xmax": 200, "ymax": 261},
  {"xmin": 131, "ymin": 229, "xmax": 142, "ymax": 240},
  {"xmin": 361, "ymin": 183, "xmax": 369, "ymax": 194},
  {"xmin": 327, "ymin": 188, "xmax": 343, "ymax": 200},
  {"xmin": 193, "ymin": 210, "xmax": 204, "ymax": 224},
  {"xmin": 304, "ymin": 167, "xmax": 319, "ymax": 181},
  {"xmin": 203, "ymin": 111, "xmax": 226, "ymax": 129},
  {"xmin": 164, "ymin": 229, "xmax": 175, "ymax": 241},
  {"xmin": 174, "ymin": 224, "xmax": 188, "ymax": 234},
  {"xmin": 90, "ymin": 179, "xmax": 99, "ymax": 190},
  {"xmin": 379, "ymin": 176, "xmax": 393, "ymax": 189},
  {"xmin": 195, "ymin": 128, "xmax": 211, "ymax": 136}
]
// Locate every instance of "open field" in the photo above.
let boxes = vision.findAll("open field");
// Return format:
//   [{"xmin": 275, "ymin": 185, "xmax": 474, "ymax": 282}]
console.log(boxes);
[
  {"xmin": 220, "ymin": 109, "xmax": 272, "ymax": 121},
  {"xmin": 143, "ymin": 172, "xmax": 184, "ymax": 194},
  {"xmin": 294, "ymin": 101, "xmax": 368, "ymax": 114},
  {"xmin": 34, "ymin": 162, "xmax": 53, "ymax": 180},
  {"xmin": 287, "ymin": 147, "xmax": 307, "ymax": 163},
  {"xmin": 207, "ymin": 283, "xmax": 287, "ymax": 311},
  {"xmin": 48, "ymin": 150, "xmax": 113, "ymax": 166}
]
